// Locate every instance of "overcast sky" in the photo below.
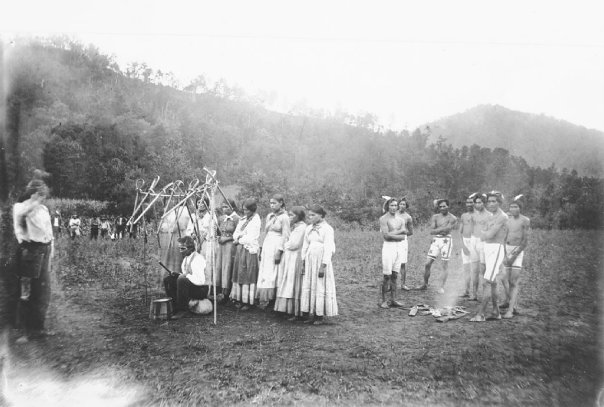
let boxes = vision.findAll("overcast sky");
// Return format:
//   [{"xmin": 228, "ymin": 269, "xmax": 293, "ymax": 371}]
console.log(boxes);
[{"xmin": 3, "ymin": 0, "xmax": 604, "ymax": 131}]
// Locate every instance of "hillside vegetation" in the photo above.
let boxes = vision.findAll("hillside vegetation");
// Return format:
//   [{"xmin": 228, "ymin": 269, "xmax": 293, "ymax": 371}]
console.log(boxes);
[
  {"xmin": 427, "ymin": 104, "xmax": 604, "ymax": 177},
  {"xmin": 2, "ymin": 38, "xmax": 603, "ymax": 228}
]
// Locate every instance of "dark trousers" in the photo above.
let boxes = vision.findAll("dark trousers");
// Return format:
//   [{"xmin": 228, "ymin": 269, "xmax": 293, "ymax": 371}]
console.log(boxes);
[
  {"xmin": 90, "ymin": 226, "xmax": 99, "ymax": 240},
  {"xmin": 15, "ymin": 243, "xmax": 51, "ymax": 335},
  {"xmin": 163, "ymin": 274, "xmax": 208, "ymax": 311}
]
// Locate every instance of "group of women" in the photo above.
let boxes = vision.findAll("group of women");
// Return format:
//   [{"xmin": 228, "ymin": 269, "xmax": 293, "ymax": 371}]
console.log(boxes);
[{"xmin": 161, "ymin": 194, "xmax": 338, "ymax": 325}]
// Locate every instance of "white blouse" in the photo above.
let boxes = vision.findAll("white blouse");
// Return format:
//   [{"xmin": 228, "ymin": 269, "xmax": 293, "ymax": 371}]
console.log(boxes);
[{"xmin": 234, "ymin": 213, "xmax": 261, "ymax": 254}]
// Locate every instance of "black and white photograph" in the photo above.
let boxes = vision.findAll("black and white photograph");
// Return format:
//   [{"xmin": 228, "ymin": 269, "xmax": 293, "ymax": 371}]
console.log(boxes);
[{"xmin": 1, "ymin": 1, "xmax": 603, "ymax": 405}]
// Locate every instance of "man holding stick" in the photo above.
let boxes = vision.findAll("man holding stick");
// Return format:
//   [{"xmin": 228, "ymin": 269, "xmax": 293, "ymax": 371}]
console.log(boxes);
[{"xmin": 397, "ymin": 197, "xmax": 413, "ymax": 291}]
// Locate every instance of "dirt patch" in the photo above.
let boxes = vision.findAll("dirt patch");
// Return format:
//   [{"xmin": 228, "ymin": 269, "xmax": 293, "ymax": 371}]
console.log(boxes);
[{"xmin": 4, "ymin": 229, "xmax": 602, "ymax": 406}]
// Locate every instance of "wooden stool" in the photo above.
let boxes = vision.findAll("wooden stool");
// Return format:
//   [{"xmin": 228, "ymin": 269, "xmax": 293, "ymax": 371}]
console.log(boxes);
[{"xmin": 149, "ymin": 298, "xmax": 173, "ymax": 320}]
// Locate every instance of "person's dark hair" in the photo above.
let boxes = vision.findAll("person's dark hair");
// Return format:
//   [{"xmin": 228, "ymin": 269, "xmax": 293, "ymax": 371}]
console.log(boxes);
[
  {"xmin": 23, "ymin": 179, "xmax": 48, "ymax": 200},
  {"xmin": 196, "ymin": 197, "xmax": 210, "ymax": 209},
  {"xmin": 398, "ymin": 197, "xmax": 409, "ymax": 209},
  {"xmin": 178, "ymin": 235, "xmax": 196, "ymax": 249},
  {"xmin": 290, "ymin": 206, "xmax": 306, "ymax": 222},
  {"xmin": 510, "ymin": 201, "xmax": 522, "ymax": 209},
  {"xmin": 307, "ymin": 204, "xmax": 326, "ymax": 218},
  {"xmin": 271, "ymin": 194, "xmax": 286, "ymax": 210},
  {"xmin": 383, "ymin": 198, "xmax": 398, "ymax": 213},
  {"xmin": 436, "ymin": 199, "xmax": 449, "ymax": 208},
  {"xmin": 223, "ymin": 198, "xmax": 238, "ymax": 212},
  {"xmin": 473, "ymin": 194, "xmax": 487, "ymax": 204},
  {"xmin": 243, "ymin": 198, "xmax": 257, "ymax": 213},
  {"xmin": 486, "ymin": 192, "xmax": 503, "ymax": 204}
]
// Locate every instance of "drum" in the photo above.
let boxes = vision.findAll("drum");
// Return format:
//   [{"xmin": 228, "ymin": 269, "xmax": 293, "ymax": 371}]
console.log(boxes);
[{"xmin": 149, "ymin": 298, "xmax": 173, "ymax": 320}]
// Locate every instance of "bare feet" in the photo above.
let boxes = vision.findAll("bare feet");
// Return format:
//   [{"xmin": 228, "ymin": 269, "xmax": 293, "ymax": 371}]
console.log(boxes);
[
  {"xmin": 502, "ymin": 311, "xmax": 514, "ymax": 319},
  {"xmin": 486, "ymin": 313, "xmax": 502, "ymax": 321},
  {"xmin": 470, "ymin": 314, "xmax": 486, "ymax": 322},
  {"xmin": 240, "ymin": 305, "xmax": 251, "ymax": 311},
  {"xmin": 390, "ymin": 300, "xmax": 404, "ymax": 308},
  {"xmin": 417, "ymin": 285, "xmax": 428, "ymax": 291},
  {"xmin": 379, "ymin": 301, "xmax": 390, "ymax": 309},
  {"xmin": 401, "ymin": 285, "xmax": 411, "ymax": 291},
  {"xmin": 437, "ymin": 288, "xmax": 445, "ymax": 294}
]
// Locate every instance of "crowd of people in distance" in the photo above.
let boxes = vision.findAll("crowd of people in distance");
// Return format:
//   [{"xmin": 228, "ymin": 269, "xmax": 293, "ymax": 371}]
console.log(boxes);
[
  {"xmin": 51, "ymin": 211, "xmax": 137, "ymax": 240},
  {"xmin": 160, "ymin": 195, "xmax": 338, "ymax": 325},
  {"xmin": 379, "ymin": 192, "xmax": 530, "ymax": 322}
]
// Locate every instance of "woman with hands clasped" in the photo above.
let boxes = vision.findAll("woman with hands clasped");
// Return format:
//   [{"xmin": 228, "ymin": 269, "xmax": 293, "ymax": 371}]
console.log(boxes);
[{"xmin": 300, "ymin": 204, "xmax": 338, "ymax": 325}]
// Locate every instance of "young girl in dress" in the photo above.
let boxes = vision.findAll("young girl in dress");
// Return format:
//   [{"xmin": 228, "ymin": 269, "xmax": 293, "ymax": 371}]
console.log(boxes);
[
  {"xmin": 274, "ymin": 206, "xmax": 306, "ymax": 317},
  {"xmin": 256, "ymin": 194, "xmax": 290, "ymax": 309}
]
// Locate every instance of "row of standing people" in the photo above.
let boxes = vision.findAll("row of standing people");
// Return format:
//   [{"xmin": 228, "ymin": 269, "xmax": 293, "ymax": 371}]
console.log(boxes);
[
  {"xmin": 379, "ymin": 192, "xmax": 530, "ymax": 322},
  {"xmin": 51, "ymin": 212, "xmax": 135, "ymax": 239},
  {"xmin": 161, "ymin": 195, "xmax": 338, "ymax": 325}
]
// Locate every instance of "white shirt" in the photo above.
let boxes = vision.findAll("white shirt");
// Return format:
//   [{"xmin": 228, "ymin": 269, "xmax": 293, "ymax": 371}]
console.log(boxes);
[
  {"xmin": 233, "ymin": 213, "xmax": 261, "ymax": 254},
  {"xmin": 13, "ymin": 200, "xmax": 53, "ymax": 244},
  {"xmin": 181, "ymin": 251, "xmax": 206, "ymax": 286}
]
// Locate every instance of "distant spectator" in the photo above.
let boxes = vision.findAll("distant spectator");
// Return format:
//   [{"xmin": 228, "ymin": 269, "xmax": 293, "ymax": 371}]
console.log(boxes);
[
  {"xmin": 52, "ymin": 210, "xmax": 63, "ymax": 237},
  {"xmin": 90, "ymin": 216, "xmax": 100, "ymax": 240},
  {"xmin": 115, "ymin": 215, "xmax": 127, "ymax": 239},
  {"xmin": 69, "ymin": 214, "xmax": 81, "ymax": 239},
  {"xmin": 100, "ymin": 217, "xmax": 111, "ymax": 239}
]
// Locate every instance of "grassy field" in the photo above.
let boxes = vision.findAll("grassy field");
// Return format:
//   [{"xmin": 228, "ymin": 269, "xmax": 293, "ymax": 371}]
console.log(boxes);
[{"xmin": 4, "ymin": 226, "xmax": 602, "ymax": 406}]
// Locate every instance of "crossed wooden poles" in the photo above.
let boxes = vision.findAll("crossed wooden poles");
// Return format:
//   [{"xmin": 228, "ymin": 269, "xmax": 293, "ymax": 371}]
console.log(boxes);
[{"xmin": 128, "ymin": 168, "xmax": 232, "ymax": 324}]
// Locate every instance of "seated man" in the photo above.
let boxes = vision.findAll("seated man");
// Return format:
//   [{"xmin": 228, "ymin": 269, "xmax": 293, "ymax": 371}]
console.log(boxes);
[{"xmin": 163, "ymin": 236, "xmax": 209, "ymax": 318}]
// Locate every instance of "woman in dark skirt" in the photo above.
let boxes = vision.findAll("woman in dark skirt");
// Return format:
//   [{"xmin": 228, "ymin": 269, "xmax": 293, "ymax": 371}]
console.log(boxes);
[
  {"xmin": 230, "ymin": 198, "xmax": 261, "ymax": 311},
  {"xmin": 215, "ymin": 198, "xmax": 240, "ymax": 302}
]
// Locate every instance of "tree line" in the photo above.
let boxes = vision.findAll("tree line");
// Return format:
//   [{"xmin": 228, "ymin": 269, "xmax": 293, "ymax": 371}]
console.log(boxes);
[{"xmin": 3, "ymin": 38, "xmax": 603, "ymax": 229}]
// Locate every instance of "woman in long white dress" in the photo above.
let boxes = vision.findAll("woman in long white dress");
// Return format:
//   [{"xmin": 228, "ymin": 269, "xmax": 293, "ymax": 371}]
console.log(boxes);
[
  {"xmin": 256, "ymin": 194, "xmax": 290, "ymax": 309},
  {"xmin": 300, "ymin": 204, "xmax": 338, "ymax": 325},
  {"xmin": 274, "ymin": 206, "xmax": 306, "ymax": 316}
]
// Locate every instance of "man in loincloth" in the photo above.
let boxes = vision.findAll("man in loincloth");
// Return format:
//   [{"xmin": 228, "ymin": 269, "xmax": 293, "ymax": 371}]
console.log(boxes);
[
  {"xmin": 468, "ymin": 193, "xmax": 491, "ymax": 300},
  {"xmin": 470, "ymin": 191, "xmax": 508, "ymax": 322},
  {"xmin": 459, "ymin": 195, "xmax": 475, "ymax": 298},
  {"xmin": 397, "ymin": 197, "xmax": 414, "ymax": 291},
  {"xmin": 500, "ymin": 197, "xmax": 530, "ymax": 319},
  {"xmin": 419, "ymin": 199, "xmax": 457, "ymax": 294},
  {"xmin": 379, "ymin": 198, "xmax": 406, "ymax": 308}
]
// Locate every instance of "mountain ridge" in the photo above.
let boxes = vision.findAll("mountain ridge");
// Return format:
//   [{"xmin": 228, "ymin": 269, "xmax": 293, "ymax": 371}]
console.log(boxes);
[{"xmin": 425, "ymin": 104, "xmax": 604, "ymax": 177}]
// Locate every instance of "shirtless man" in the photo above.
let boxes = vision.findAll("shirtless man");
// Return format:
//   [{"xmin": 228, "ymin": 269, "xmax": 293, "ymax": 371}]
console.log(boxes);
[
  {"xmin": 470, "ymin": 192, "xmax": 508, "ymax": 322},
  {"xmin": 379, "ymin": 198, "xmax": 406, "ymax": 308},
  {"xmin": 469, "ymin": 194, "xmax": 490, "ymax": 300},
  {"xmin": 419, "ymin": 199, "xmax": 457, "ymax": 294},
  {"xmin": 397, "ymin": 198, "xmax": 414, "ymax": 291},
  {"xmin": 500, "ymin": 199, "xmax": 530, "ymax": 319},
  {"xmin": 459, "ymin": 195, "xmax": 475, "ymax": 298}
]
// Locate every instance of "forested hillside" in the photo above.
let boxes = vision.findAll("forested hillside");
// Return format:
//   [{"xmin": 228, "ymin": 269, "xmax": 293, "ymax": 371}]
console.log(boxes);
[
  {"xmin": 3, "ymin": 38, "xmax": 603, "ymax": 228},
  {"xmin": 427, "ymin": 105, "xmax": 604, "ymax": 177}
]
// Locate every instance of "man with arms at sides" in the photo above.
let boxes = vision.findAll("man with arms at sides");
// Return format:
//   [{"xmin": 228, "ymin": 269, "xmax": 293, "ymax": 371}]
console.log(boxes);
[
  {"xmin": 419, "ymin": 199, "xmax": 457, "ymax": 294},
  {"xmin": 500, "ymin": 196, "xmax": 530, "ymax": 319},
  {"xmin": 172, "ymin": 236, "xmax": 209, "ymax": 319},
  {"xmin": 397, "ymin": 197, "xmax": 413, "ymax": 291},
  {"xmin": 469, "ymin": 193, "xmax": 490, "ymax": 301},
  {"xmin": 459, "ymin": 194, "xmax": 475, "ymax": 298},
  {"xmin": 379, "ymin": 198, "xmax": 406, "ymax": 308},
  {"xmin": 470, "ymin": 191, "xmax": 508, "ymax": 322},
  {"xmin": 13, "ymin": 179, "xmax": 54, "ymax": 343}
]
